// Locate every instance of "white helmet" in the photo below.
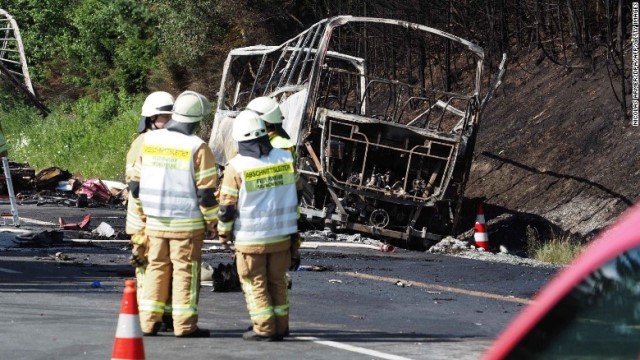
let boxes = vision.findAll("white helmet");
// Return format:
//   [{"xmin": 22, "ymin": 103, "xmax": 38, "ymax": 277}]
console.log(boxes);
[
  {"xmin": 246, "ymin": 96, "xmax": 283, "ymax": 124},
  {"xmin": 172, "ymin": 91, "xmax": 211, "ymax": 123},
  {"xmin": 232, "ymin": 110, "xmax": 267, "ymax": 142},
  {"xmin": 141, "ymin": 91, "xmax": 174, "ymax": 117}
]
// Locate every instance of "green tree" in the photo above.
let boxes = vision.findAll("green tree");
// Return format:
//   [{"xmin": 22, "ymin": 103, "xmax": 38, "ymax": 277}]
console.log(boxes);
[
  {"xmin": 65, "ymin": 0, "xmax": 159, "ymax": 93},
  {"xmin": 3, "ymin": 0, "xmax": 73, "ymax": 84}
]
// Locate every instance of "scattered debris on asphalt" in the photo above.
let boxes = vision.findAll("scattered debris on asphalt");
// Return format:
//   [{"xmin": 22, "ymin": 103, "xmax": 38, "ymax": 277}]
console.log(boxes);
[
  {"xmin": 297, "ymin": 265, "xmax": 327, "ymax": 272},
  {"xmin": 395, "ymin": 281, "xmax": 413, "ymax": 288},
  {"xmin": 1, "ymin": 162, "xmax": 127, "ymax": 209},
  {"xmin": 429, "ymin": 236, "xmax": 560, "ymax": 269},
  {"xmin": 51, "ymin": 252, "xmax": 72, "ymax": 261},
  {"xmin": 13, "ymin": 230, "xmax": 64, "ymax": 247},
  {"xmin": 92, "ymin": 222, "xmax": 115, "ymax": 238},
  {"xmin": 59, "ymin": 214, "xmax": 91, "ymax": 230}
]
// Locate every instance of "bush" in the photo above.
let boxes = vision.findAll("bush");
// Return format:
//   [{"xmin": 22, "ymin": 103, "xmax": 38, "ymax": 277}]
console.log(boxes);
[
  {"xmin": 1, "ymin": 92, "xmax": 143, "ymax": 181},
  {"xmin": 526, "ymin": 225, "xmax": 584, "ymax": 265}
]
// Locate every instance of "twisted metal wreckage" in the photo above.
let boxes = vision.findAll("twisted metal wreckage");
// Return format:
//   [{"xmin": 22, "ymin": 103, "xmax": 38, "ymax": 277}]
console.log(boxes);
[
  {"xmin": 0, "ymin": 9, "xmax": 48, "ymax": 115},
  {"xmin": 209, "ymin": 16, "xmax": 506, "ymax": 247}
]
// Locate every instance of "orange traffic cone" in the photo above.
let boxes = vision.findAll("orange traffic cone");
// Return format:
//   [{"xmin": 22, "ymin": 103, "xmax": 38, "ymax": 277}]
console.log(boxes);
[
  {"xmin": 112, "ymin": 279, "xmax": 145, "ymax": 360},
  {"xmin": 474, "ymin": 203, "xmax": 490, "ymax": 251}
]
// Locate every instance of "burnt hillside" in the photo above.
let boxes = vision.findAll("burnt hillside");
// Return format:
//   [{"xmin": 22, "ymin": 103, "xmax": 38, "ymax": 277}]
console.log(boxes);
[
  {"xmin": 464, "ymin": 48, "xmax": 637, "ymax": 244},
  {"xmin": 205, "ymin": 2, "xmax": 636, "ymax": 245}
]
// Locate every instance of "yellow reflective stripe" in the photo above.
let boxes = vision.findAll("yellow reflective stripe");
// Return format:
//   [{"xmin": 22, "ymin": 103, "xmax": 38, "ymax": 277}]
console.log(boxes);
[
  {"xmin": 202, "ymin": 206, "xmax": 219, "ymax": 221},
  {"xmin": 220, "ymin": 185, "xmax": 238, "ymax": 197},
  {"xmin": 171, "ymin": 261, "xmax": 198, "ymax": 316},
  {"xmin": 250, "ymin": 306, "xmax": 275, "ymax": 320},
  {"xmin": 140, "ymin": 299, "xmax": 166, "ymax": 313},
  {"xmin": 145, "ymin": 217, "xmax": 205, "ymax": 231},
  {"xmin": 218, "ymin": 220, "xmax": 234, "ymax": 232},
  {"xmin": 171, "ymin": 305, "xmax": 197, "ymax": 316},
  {"xmin": 235, "ymin": 235, "xmax": 289, "ymax": 246},
  {"xmin": 126, "ymin": 215, "xmax": 145, "ymax": 232},
  {"xmin": 241, "ymin": 277, "xmax": 256, "ymax": 308},
  {"xmin": 127, "ymin": 212, "xmax": 144, "ymax": 226},
  {"xmin": 190, "ymin": 260, "xmax": 198, "ymax": 308},
  {"xmin": 195, "ymin": 167, "xmax": 217, "ymax": 182},
  {"xmin": 274, "ymin": 304, "xmax": 289, "ymax": 316}
]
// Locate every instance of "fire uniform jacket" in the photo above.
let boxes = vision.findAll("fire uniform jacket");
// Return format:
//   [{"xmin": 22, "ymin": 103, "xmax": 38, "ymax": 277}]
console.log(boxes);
[
  {"xmin": 125, "ymin": 133, "xmax": 147, "ymax": 235},
  {"xmin": 125, "ymin": 133, "xmax": 145, "ymax": 184},
  {"xmin": 127, "ymin": 128, "xmax": 218, "ymax": 239},
  {"xmin": 217, "ymin": 148, "xmax": 302, "ymax": 252},
  {"xmin": 268, "ymin": 131, "xmax": 297, "ymax": 164}
]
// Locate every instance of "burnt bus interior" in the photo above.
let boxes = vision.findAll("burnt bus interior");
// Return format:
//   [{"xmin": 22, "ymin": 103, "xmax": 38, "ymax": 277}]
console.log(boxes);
[{"xmin": 211, "ymin": 16, "xmax": 505, "ymax": 247}]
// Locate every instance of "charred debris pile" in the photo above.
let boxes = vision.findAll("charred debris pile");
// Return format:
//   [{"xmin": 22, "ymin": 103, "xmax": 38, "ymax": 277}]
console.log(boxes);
[{"xmin": 1, "ymin": 160, "xmax": 127, "ymax": 209}]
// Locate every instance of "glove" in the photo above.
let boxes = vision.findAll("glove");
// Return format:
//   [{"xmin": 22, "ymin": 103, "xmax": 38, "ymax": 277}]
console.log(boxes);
[
  {"xmin": 130, "ymin": 243, "xmax": 147, "ymax": 268},
  {"xmin": 289, "ymin": 233, "xmax": 301, "ymax": 271},
  {"xmin": 129, "ymin": 231, "xmax": 148, "ymax": 268}
]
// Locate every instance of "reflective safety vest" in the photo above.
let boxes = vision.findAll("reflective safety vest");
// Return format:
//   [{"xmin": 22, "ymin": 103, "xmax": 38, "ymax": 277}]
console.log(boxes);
[
  {"xmin": 228, "ymin": 148, "xmax": 297, "ymax": 244},
  {"xmin": 139, "ymin": 129, "xmax": 205, "ymax": 232}
]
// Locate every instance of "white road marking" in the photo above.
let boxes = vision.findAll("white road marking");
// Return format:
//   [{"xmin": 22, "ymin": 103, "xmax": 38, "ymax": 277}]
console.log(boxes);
[
  {"xmin": 19, "ymin": 217, "xmax": 56, "ymax": 226},
  {"xmin": 339, "ymin": 272, "xmax": 531, "ymax": 305},
  {"xmin": 0, "ymin": 267, "xmax": 20, "ymax": 274},
  {"xmin": 295, "ymin": 336, "xmax": 413, "ymax": 360}
]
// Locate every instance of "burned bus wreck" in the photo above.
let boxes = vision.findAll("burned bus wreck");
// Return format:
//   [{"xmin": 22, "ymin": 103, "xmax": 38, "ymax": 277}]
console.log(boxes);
[{"xmin": 209, "ymin": 16, "xmax": 505, "ymax": 247}]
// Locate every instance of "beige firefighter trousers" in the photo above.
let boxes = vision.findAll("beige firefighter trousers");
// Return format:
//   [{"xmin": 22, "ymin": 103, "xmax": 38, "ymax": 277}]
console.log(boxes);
[
  {"xmin": 134, "ymin": 234, "xmax": 172, "ymax": 318},
  {"xmin": 235, "ymin": 249, "xmax": 291, "ymax": 337},
  {"xmin": 140, "ymin": 235, "xmax": 203, "ymax": 336},
  {"xmin": 136, "ymin": 266, "xmax": 173, "ymax": 319}
]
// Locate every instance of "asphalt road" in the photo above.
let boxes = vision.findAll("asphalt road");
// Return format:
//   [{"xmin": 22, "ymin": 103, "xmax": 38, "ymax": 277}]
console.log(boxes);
[{"xmin": 0, "ymin": 204, "xmax": 556, "ymax": 359}]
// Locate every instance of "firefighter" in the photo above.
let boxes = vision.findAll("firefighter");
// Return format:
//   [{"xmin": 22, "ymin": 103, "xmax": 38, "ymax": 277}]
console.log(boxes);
[
  {"xmin": 245, "ymin": 96, "xmax": 297, "ymax": 162},
  {"xmin": 245, "ymin": 96, "xmax": 302, "ymax": 272},
  {"xmin": 125, "ymin": 91, "xmax": 175, "ymax": 331},
  {"xmin": 217, "ymin": 109, "xmax": 303, "ymax": 341},
  {"xmin": 127, "ymin": 90, "xmax": 218, "ymax": 338}
]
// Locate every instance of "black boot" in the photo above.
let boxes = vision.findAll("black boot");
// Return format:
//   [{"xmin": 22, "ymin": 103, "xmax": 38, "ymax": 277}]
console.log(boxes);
[
  {"xmin": 242, "ymin": 330, "xmax": 274, "ymax": 341},
  {"xmin": 212, "ymin": 265, "xmax": 224, "ymax": 292},
  {"xmin": 143, "ymin": 322, "xmax": 162, "ymax": 337},
  {"xmin": 176, "ymin": 328, "xmax": 210, "ymax": 338},
  {"xmin": 158, "ymin": 314, "xmax": 173, "ymax": 332}
]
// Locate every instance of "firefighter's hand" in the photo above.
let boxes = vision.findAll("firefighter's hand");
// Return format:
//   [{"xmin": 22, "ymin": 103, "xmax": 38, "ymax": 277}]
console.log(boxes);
[{"xmin": 130, "ymin": 243, "xmax": 147, "ymax": 268}]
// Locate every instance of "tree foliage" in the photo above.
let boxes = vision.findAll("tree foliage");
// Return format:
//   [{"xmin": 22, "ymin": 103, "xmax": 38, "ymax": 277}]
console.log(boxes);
[{"xmin": 1, "ymin": 0, "xmax": 633, "ymax": 111}]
